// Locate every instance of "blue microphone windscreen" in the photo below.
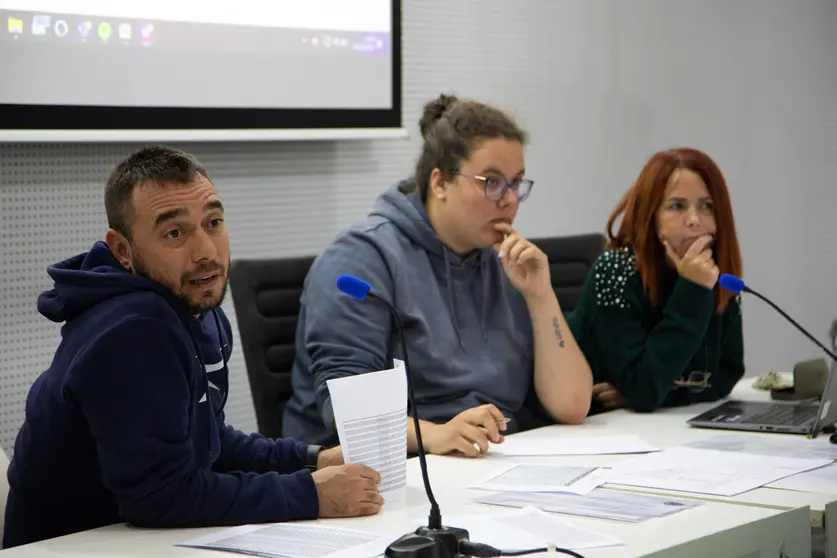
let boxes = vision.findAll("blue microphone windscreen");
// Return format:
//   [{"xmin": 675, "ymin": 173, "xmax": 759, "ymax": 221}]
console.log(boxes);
[
  {"xmin": 336, "ymin": 275, "xmax": 371, "ymax": 301},
  {"xmin": 719, "ymin": 274, "xmax": 745, "ymax": 294}
]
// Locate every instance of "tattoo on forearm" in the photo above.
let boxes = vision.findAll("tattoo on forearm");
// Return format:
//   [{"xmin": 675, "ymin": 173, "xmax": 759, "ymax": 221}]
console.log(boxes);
[{"xmin": 552, "ymin": 317, "xmax": 565, "ymax": 348}]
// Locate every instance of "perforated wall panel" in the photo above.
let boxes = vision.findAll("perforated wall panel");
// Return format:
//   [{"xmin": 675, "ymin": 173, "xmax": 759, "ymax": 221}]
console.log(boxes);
[{"xmin": 2, "ymin": 0, "xmax": 837, "ymax": 455}]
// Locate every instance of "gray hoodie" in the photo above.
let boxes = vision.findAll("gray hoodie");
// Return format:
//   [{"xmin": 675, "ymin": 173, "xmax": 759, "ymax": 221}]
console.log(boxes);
[{"xmin": 283, "ymin": 181, "xmax": 536, "ymax": 445}]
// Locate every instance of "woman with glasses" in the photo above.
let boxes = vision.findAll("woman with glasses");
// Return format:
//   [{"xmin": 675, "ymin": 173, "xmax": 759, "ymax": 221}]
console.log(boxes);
[
  {"xmin": 284, "ymin": 94, "xmax": 592, "ymax": 456},
  {"xmin": 567, "ymin": 147, "xmax": 744, "ymax": 414}
]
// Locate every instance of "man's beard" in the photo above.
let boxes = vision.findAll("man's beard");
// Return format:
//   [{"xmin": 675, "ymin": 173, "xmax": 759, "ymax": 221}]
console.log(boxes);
[{"xmin": 132, "ymin": 250, "xmax": 229, "ymax": 315}]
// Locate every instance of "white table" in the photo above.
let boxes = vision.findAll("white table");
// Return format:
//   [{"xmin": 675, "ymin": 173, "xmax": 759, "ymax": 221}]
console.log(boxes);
[
  {"xmin": 499, "ymin": 380, "xmax": 837, "ymax": 556},
  {"xmin": 0, "ymin": 380, "xmax": 822, "ymax": 558},
  {"xmin": 0, "ymin": 455, "xmax": 811, "ymax": 558}
]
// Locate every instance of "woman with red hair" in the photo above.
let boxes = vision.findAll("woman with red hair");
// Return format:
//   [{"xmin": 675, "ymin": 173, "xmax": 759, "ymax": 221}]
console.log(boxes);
[{"xmin": 568, "ymin": 147, "xmax": 744, "ymax": 413}]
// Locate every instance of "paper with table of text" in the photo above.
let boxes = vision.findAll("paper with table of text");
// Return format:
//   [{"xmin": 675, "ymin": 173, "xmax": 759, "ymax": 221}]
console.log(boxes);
[
  {"xmin": 475, "ymin": 488, "xmax": 702, "ymax": 523},
  {"xmin": 470, "ymin": 463, "xmax": 609, "ymax": 495},
  {"xmin": 327, "ymin": 359, "xmax": 407, "ymax": 507},
  {"xmin": 177, "ymin": 523, "xmax": 391, "ymax": 558},
  {"xmin": 606, "ymin": 446, "xmax": 832, "ymax": 496}
]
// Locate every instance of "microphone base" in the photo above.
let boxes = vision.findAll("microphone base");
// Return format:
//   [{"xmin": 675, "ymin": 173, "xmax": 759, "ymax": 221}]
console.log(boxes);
[{"xmin": 385, "ymin": 526, "xmax": 470, "ymax": 558}]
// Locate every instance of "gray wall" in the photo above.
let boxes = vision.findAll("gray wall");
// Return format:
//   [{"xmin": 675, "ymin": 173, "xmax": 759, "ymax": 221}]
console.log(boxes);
[{"xmin": 1, "ymin": 0, "xmax": 836, "ymax": 451}]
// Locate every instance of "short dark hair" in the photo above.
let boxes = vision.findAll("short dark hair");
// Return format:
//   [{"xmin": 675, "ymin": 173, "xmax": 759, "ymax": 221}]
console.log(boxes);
[
  {"xmin": 105, "ymin": 145, "xmax": 209, "ymax": 239},
  {"xmin": 412, "ymin": 94, "xmax": 527, "ymax": 201}
]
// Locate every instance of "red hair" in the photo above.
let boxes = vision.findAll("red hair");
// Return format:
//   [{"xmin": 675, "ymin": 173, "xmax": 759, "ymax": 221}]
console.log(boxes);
[{"xmin": 606, "ymin": 148, "xmax": 742, "ymax": 313}]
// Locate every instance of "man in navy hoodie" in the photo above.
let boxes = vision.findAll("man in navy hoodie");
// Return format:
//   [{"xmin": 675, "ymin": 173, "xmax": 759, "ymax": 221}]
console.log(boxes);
[{"xmin": 3, "ymin": 146, "xmax": 383, "ymax": 548}]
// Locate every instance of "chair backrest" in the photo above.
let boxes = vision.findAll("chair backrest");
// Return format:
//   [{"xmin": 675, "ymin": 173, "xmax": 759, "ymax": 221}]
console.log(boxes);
[
  {"xmin": 531, "ymin": 233, "xmax": 606, "ymax": 314},
  {"xmin": 229, "ymin": 256, "xmax": 315, "ymax": 439}
]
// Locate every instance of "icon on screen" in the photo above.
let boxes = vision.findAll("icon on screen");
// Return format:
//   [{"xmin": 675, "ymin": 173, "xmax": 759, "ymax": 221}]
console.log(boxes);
[
  {"xmin": 97, "ymin": 22, "xmax": 111, "ymax": 41},
  {"xmin": 118, "ymin": 23, "xmax": 131, "ymax": 40},
  {"xmin": 77, "ymin": 20, "xmax": 92, "ymax": 38},
  {"xmin": 139, "ymin": 23, "xmax": 153, "ymax": 42},
  {"xmin": 31, "ymin": 14, "xmax": 51, "ymax": 35},
  {"xmin": 7, "ymin": 16, "xmax": 23, "ymax": 34},
  {"xmin": 54, "ymin": 19, "xmax": 69, "ymax": 37}
]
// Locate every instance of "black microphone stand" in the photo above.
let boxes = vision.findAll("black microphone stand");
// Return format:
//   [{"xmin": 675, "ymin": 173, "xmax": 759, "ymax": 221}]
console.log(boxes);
[
  {"xmin": 365, "ymin": 292, "xmax": 470, "ymax": 558},
  {"xmin": 741, "ymin": 285, "xmax": 837, "ymax": 362}
]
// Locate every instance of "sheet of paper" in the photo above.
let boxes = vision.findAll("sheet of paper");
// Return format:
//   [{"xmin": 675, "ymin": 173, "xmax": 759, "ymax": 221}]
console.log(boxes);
[
  {"xmin": 327, "ymin": 360, "xmax": 407, "ymax": 507},
  {"xmin": 470, "ymin": 464, "xmax": 608, "ymax": 495},
  {"xmin": 607, "ymin": 446, "xmax": 832, "ymax": 496},
  {"xmin": 686, "ymin": 433, "xmax": 837, "ymax": 461},
  {"xmin": 499, "ymin": 506, "xmax": 623, "ymax": 550},
  {"xmin": 177, "ymin": 523, "xmax": 391, "ymax": 558},
  {"xmin": 768, "ymin": 462, "xmax": 837, "ymax": 494},
  {"xmin": 412, "ymin": 507, "xmax": 621, "ymax": 550},
  {"xmin": 490, "ymin": 435, "xmax": 658, "ymax": 457},
  {"xmin": 475, "ymin": 488, "xmax": 702, "ymax": 523}
]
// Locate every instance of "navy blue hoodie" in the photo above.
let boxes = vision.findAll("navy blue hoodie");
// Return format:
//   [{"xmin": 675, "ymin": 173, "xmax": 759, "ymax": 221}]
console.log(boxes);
[{"xmin": 4, "ymin": 242, "xmax": 319, "ymax": 548}]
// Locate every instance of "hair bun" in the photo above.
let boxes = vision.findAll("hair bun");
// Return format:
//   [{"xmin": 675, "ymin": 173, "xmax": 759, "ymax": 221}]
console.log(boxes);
[{"xmin": 419, "ymin": 93, "xmax": 459, "ymax": 139}]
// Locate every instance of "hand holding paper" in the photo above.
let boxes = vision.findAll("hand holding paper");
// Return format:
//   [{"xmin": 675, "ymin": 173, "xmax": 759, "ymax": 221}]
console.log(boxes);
[{"xmin": 327, "ymin": 360, "xmax": 408, "ymax": 507}]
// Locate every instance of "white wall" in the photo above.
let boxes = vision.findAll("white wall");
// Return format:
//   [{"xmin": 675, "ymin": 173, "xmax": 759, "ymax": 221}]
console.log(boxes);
[{"xmin": 1, "ymin": 0, "xmax": 835, "ymax": 451}]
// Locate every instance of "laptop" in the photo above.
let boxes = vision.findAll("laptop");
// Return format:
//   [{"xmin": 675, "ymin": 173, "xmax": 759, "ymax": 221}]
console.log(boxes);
[{"xmin": 688, "ymin": 333, "xmax": 837, "ymax": 438}]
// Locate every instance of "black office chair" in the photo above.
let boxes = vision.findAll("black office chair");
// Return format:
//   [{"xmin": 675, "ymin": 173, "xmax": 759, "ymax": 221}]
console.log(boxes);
[
  {"xmin": 229, "ymin": 256, "xmax": 315, "ymax": 439},
  {"xmin": 510, "ymin": 233, "xmax": 606, "ymax": 430},
  {"xmin": 531, "ymin": 233, "xmax": 606, "ymax": 313}
]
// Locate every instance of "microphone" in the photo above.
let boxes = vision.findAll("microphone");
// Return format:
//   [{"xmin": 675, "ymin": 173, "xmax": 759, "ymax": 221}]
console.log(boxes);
[
  {"xmin": 719, "ymin": 274, "xmax": 837, "ymax": 362},
  {"xmin": 336, "ymin": 275, "xmax": 469, "ymax": 558}
]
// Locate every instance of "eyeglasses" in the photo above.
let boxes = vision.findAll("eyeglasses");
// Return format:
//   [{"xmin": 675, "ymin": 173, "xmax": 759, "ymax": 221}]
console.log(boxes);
[{"xmin": 455, "ymin": 172, "xmax": 534, "ymax": 203}]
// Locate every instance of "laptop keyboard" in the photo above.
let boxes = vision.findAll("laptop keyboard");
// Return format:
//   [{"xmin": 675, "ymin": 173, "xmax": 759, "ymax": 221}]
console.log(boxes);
[{"xmin": 743, "ymin": 405, "xmax": 816, "ymax": 426}]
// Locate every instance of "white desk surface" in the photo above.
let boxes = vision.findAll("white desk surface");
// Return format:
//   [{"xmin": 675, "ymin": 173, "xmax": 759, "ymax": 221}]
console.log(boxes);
[
  {"xmin": 610, "ymin": 382, "xmax": 835, "ymax": 514},
  {"xmin": 0, "ymin": 380, "xmax": 824, "ymax": 558},
  {"xmin": 492, "ymin": 380, "xmax": 836, "ymax": 556},
  {"xmin": 501, "ymin": 382, "xmax": 837, "ymax": 514},
  {"xmin": 0, "ymin": 456, "xmax": 812, "ymax": 558}
]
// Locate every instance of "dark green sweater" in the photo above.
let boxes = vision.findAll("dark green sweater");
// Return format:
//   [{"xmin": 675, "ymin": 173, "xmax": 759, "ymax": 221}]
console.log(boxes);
[{"xmin": 567, "ymin": 247, "xmax": 745, "ymax": 412}]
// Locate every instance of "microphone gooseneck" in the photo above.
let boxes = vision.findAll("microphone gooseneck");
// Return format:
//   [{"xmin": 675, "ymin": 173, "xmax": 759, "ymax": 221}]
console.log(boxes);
[
  {"xmin": 365, "ymin": 289, "xmax": 442, "ymax": 529},
  {"xmin": 336, "ymin": 274, "xmax": 440, "ymax": 525},
  {"xmin": 719, "ymin": 274, "xmax": 837, "ymax": 362}
]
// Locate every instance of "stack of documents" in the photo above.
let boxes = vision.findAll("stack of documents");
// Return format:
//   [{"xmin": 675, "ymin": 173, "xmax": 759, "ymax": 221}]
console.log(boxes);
[
  {"xmin": 475, "ymin": 488, "xmax": 702, "ymax": 523},
  {"xmin": 606, "ymin": 446, "xmax": 832, "ymax": 496},
  {"xmin": 177, "ymin": 524, "xmax": 392, "ymax": 558},
  {"xmin": 686, "ymin": 434, "xmax": 837, "ymax": 494}
]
